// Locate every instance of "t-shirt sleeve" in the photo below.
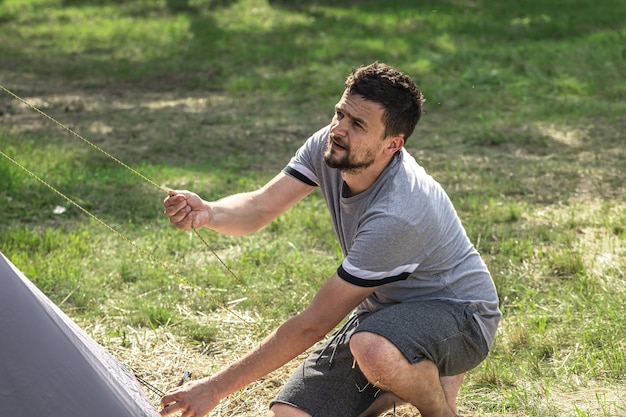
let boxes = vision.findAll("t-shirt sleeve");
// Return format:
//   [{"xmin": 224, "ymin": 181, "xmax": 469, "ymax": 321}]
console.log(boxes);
[
  {"xmin": 337, "ymin": 212, "xmax": 421, "ymax": 287},
  {"xmin": 281, "ymin": 126, "xmax": 330, "ymax": 187}
]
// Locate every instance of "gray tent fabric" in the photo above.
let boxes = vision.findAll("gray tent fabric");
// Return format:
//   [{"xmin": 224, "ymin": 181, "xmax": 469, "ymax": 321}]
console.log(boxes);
[{"xmin": 0, "ymin": 251, "xmax": 160, "ymax": 416}]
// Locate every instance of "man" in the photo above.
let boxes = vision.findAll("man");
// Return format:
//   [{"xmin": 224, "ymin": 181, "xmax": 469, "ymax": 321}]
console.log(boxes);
[{"xmin": 161, "ymin": 62, "xmax": 501, "ymax": 417}]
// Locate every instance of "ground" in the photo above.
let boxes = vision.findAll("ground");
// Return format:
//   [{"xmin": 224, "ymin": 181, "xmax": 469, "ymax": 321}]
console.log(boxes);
[{"xmin": 1, "ymin": 76, "xmax": 624, "ymax": 416}]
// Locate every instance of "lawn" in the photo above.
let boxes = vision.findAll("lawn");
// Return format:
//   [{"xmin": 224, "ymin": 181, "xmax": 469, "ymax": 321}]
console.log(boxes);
[{"xmin": 1, "ymin": 0, "xmax": 625, "ymax": 415}]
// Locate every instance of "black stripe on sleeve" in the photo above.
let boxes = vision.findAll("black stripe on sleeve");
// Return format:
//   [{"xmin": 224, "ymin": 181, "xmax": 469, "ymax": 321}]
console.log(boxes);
[
  {"xmin": 337, "ymin": 265, "xmax": 411, "ymax": 288},
  {"xmin": 282, "ymin": 166, "xmax": 318, "ymax": 187}
]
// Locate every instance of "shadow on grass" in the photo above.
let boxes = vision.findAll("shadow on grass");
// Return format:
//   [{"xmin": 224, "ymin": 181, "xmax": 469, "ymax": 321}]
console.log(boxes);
[
  {"xmin": 1, "ymin": 0, "xmax": 625, "ymax": 226},
  {"xmin": 2, "ymin": 0, "xmax": 624, "ymax": 89}
]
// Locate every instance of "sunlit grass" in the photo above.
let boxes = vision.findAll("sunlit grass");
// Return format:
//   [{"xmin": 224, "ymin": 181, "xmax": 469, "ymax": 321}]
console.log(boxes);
[{"xmin": 1, "ymin": 0, "xmax": 625, "ymax": 415}]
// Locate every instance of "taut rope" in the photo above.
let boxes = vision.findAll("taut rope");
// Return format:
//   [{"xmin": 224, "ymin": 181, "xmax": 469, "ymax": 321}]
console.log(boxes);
[{"xmin": 0, "ymin": 84, "xmax": 271, "ymax": 325}]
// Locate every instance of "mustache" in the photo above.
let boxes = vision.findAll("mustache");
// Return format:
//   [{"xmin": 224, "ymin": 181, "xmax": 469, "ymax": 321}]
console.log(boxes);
[{"xmin": 329, "ymin": 133, "xmax": 347, "ymax": 149}]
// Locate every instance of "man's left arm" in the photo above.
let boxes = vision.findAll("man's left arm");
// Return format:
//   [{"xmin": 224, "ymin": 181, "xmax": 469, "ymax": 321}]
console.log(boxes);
[{"xmin": 159, "ymin": 274, "xmax": 376, "ymax": 417}]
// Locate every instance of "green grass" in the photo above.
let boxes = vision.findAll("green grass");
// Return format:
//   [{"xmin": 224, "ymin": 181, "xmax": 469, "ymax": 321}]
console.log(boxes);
[{"xmin": 1, "ymin": 0, "xmax": 625, "ymax": 415}]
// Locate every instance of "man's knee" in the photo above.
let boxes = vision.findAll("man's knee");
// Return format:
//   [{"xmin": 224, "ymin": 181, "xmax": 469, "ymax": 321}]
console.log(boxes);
[
  {"xmin": 350, "ymin": 331, "xmax": 404, "ymax": 386},
  {"xmin": 267, "ymin": 402, "xmax": 311, "ymax": 417}
]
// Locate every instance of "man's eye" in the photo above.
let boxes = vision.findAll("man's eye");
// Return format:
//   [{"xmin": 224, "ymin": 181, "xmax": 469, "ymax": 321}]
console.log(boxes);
[{"xmin": 335, "ymin": 111, "xmax": 344, "ymax": 119}]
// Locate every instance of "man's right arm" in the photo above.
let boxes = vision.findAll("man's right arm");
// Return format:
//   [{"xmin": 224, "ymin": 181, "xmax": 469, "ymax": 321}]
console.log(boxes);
[
  {"xmin": 159, "ymin": 273, "xmax": 377, "ymax": 417},
  {"xmin": 164, "ymin": 172, "xmax": 314, "ymax": 235}
]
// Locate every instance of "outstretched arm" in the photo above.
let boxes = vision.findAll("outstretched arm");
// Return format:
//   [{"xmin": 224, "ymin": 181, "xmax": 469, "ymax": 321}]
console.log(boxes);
[
  {"xmin": 164, "ymin": 172, "xmax": 314, "ymax": 236},
  {"xmin": 159, "ymin": 274, "xmax": 376, "ymax": 417}
]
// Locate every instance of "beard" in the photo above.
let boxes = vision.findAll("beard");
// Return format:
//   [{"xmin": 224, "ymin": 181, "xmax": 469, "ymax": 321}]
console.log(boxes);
[{"xmin": 323, "ymin": 134, "xmax": 376, "ymax": 174}]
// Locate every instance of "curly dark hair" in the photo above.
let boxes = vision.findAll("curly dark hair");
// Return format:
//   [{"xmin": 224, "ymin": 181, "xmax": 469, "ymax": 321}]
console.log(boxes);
[{"xmin": 344, "ymin": 62, "xmax": 425, "ymax": 143}]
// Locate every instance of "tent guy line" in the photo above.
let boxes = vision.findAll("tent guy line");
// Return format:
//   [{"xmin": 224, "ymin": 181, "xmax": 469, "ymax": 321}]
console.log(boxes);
[
  {"xmin": 134, "ymin": 371, "xmax": 167, "ymax": 398},
  {"xmin": 0, "ymin": 146, "xmax": 259, "ymax": 328},
  {"xmin": 0, "ymin": 84, "xmax": 167, "ymax": 192},
  {"xmin": 0, "ymin": 84, "xmax": 271, "ymax": 323}
]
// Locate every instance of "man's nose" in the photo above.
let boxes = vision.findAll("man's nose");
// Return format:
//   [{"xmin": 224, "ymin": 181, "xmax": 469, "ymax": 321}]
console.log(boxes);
[{"xmin": 330, "ymin": 119, "xmax": 348, "ymax": 137}]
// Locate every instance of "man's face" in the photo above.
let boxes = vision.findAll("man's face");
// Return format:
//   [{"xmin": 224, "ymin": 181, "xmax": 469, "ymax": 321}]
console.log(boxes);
[{"xmin": 324, "ymin": 91, "xmax": 388, "ymax": 174}]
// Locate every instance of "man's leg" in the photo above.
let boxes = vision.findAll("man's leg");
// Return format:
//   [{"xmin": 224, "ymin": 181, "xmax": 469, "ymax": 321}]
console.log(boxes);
[
  {"xmin": 357, "ymin": 374, "xmax": 464, "ymax": 417},
  {"xmin": 267, "ymin": 403, "xmax": 311, "ymax": 417},
  {"xmin": 440, "ymin": 374, "xmax": 464, "ymax": 414},
  {"xmin": 357, "ymin": 392, "xmax": 403, "ymax": 417},
  {"xmin": 267, "ymin": 368, "xmax": 465, "ymax": 417},
  {"xmin": 350, "ymin": 331, "xmax": 459, "ymax": 417}
]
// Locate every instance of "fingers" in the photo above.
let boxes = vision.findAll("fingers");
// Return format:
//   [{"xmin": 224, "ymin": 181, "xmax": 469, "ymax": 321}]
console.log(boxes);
[
  {"xmin": 159, "ymin": 378, "xmax": 217, "ymax": 417},
  {"xmin": 160, "ymin": 404, "xmax": 198, "ymax": 417},
  {"xmin": 164, "ymin": 190, "xmax": 188, "ymax": 208},
  {"xmin": 160, "ymin": 390, "xmax": 177, "ymax": 408},
  {"xmin": 167, "ymin": 205, "xmax": 193, "ymax": 227},
  {"xmin": 160, "ymin": 391, "xmax": 199, "ymax": 417},
  {"xmin": 163, "ymin": 190, "xmax": 195, "ymax": 229},
  {"xmin": 159, "ymin": 390, "xmax": 180, "ymax": 416},
  {"xmin": 160, "ymin": 402, "xmax": 196, "ymax": 417},
  {"xmin": 159, "ymin": 401, "xmax": 182, "ymax": 416}
]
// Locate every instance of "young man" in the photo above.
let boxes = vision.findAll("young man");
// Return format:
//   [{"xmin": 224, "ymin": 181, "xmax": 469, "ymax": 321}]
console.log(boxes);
[{"xmin": 161, "ymin": 62, "xmax": 501, "ymax": 417}]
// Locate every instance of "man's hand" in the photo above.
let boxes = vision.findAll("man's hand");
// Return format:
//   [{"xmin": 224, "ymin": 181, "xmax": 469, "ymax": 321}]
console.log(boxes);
[
  {"xmin": 159, "ymin": 377, "xmax": 220, "ymax": 417},
  {"xmin": 163, "ymin": 190, "xmax": 210, "ymax": 230}
]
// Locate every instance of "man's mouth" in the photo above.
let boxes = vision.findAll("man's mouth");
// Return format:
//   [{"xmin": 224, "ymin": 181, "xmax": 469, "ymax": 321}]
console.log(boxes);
[{"xmin": 330, "ymin": 135, "xmax": 346, "ymax": 151}]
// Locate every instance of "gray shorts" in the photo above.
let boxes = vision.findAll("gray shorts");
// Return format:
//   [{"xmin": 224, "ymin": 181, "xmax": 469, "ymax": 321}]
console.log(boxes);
[{"xmin": 271, "ymin": 300, "xmax": 489, "ymax": 417}]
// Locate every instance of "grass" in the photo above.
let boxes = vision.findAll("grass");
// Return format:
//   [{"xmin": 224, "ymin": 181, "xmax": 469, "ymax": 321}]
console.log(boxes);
[{"xmin": 1, "ymin": 0, "xmax": 625, "ymax": 415}]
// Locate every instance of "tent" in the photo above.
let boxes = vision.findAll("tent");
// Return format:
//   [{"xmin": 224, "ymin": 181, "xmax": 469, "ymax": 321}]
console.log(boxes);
[{"xmin": 0, "ymin": 251, "xmax": 160, "ymax": 416}]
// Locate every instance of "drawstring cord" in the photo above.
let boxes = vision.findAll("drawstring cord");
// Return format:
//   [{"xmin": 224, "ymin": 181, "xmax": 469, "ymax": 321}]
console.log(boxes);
[{"xmin": 316, "ymin": 313, "xmax": 360, "ymax": 368}]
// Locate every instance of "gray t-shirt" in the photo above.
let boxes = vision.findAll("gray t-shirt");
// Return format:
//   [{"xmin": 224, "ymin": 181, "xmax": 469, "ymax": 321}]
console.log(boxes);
[{"xmin": 283, "ymin": 125, "xmax": 501, "ymax": 348}]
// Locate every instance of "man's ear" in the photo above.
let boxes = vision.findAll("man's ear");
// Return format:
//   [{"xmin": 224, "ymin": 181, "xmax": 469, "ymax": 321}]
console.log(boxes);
[{"xmin": 385, "ymin": 135, "xmax": 405, "ymax": 154}]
